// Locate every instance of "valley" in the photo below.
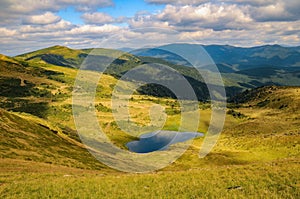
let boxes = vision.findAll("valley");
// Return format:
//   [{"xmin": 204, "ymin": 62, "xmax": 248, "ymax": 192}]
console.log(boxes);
[{"xmin": 0, "ymin": 45, "xmax": 299, "ymax": 198}]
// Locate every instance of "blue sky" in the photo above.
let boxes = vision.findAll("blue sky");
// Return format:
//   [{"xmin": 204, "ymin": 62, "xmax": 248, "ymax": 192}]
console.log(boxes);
[
  {"xmin": 58, "ymin": 0, "xmax": 165, "ymax": 25},
  {"xmin": 98, "ymin": 0, "xmax": 164, "ymax": 18},
  {"xmin": 0, "ymin": 0, "xmax": 299, "ymax": 55},
  {"xmin": 58, "ymin": 7, "xmax": 83, "ymax": 25}
]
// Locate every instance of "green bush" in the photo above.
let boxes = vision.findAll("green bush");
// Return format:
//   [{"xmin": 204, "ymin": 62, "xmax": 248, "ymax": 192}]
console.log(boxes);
[
  {"xmin": 227, "ymin": 109, "xmax": 247, "ymax": 119},
  {"xmin": 95, "ymin": 103, "xmax": 112, "ymax": 112}
]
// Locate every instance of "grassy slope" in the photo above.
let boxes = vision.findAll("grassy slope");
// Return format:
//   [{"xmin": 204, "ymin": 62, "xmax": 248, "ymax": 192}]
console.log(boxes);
[
  {"xmin": 0, "ymin": 53, "xmax": 299, "ymax": 198},
  {"xmin": 1, "ymin": 160, "xmax": 298, "ymax": 198},
  {"xmin": 14, "ymin": 45, "xmax": 90, "ymax": 68},
  {"xmin": 15, "ymin": 45, "xmax": 140, "ymax": 70},
  {"xmin": 0, "ymin": 109, "xmax": 106, "ymax": 170},
  {"xmin": 14, "ymin": 46, "xmax": 234, "ymax": 100},
  {"xmin": 15, "ymin": 45, "xmax": 88, "ymax": 59}
]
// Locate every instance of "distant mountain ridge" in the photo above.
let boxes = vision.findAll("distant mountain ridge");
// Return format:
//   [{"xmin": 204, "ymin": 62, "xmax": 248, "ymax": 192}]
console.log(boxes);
[
  {"xmin": 15, "ymin": 44, "xmax": 300, "ymax": 70},
  {"xmin": 133, "ymin": 44, "xmax": 300, "ymax": 69},
  {"xmin": 11, "ymin": 44, "xmax": 300, "ymax": 100}
]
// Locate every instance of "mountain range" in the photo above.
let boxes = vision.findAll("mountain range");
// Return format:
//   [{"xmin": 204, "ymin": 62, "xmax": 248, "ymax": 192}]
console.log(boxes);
[
  {"xmin": 11, "ymin": 44, "xmax": 300, "ymax": 100},
  {"xmin": 1, "ymin": 44, "xmax": 299, "ymax": 197}
]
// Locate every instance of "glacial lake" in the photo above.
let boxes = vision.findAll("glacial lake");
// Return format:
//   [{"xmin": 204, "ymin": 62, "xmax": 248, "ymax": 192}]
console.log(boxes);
[{"xmin": 126, "ymin": 131, "xmax": 204, "ymax": 153}]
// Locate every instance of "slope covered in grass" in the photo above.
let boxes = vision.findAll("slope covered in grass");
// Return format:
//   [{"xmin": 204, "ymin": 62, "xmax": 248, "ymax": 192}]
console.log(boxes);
[
  {"xmin": 0, "ymin": 49, "xmax": 299, "ymax": 198},
  {"xmin": 0, "ymin": 109, "xmax": 106, "ymax": 170},
  {"xmin": 15, "ymin": 45, "xmax": 90, "ymax": 68},
  {"xmin": 15, "ymin": 45, "xmax": 141, "ymax": 70}
]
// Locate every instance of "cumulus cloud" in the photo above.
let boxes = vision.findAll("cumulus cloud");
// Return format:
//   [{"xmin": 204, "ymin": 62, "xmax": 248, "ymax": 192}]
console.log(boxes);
[
  {"xmin": 22, "ymin": 12, "xmax": 61, "ymax": 25},
  {"xmin": 146, "ymin": 0, "xmax": 300, "ymax": 22},
  {"xmin": 224, "ymin": 0, "xmax": 278, "ymax": 7},
  {"xmin": 247, "ymin": 1, "xmax": 299, "ymax": 22},
  {"xmin": 225, "ymin": 0, "xmax": 300, "ymax": 22},
  {"xmin": 0, "ymin": 0, "xmax": 113, "ymax": 13},
  {"xmin": 0, "ymin": 27, "xmax": 16, "ymax": 37},
  {"xmin": 67, "ymin": 24, "xmax": 121, "ymax": 35},
  {"xmin": 0, "ymin": 0, "xmax": 300, "ymax": 56},
  {"xmin": 130, "ymin": 4, "xmax": 252, "ymax": 31},
  {"xmin": 177, "ymin": 27, "xmax": 299, "ymax": 47},
  {"xmin": 0, "ymin": 0, "xmax": 114, "ymax": 25},
  {"xmin": 20, "ymin": 20, "xmax": 74, "ymax": 33}
]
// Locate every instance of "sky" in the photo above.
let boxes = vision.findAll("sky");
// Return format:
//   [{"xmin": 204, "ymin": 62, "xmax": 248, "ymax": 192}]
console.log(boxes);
[{"xmin": 0, "ymin": 0, "xmax": 300, "ymax": 56}]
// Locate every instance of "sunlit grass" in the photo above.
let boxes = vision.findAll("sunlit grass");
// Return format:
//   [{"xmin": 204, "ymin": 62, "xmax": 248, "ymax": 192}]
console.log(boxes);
[{"xmin": 1, "ymin": 54, "xmax": 299, "ymax": 198}]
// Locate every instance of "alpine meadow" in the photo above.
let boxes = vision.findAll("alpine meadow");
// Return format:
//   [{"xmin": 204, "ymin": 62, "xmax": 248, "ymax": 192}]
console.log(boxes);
[{"xmin": 0, "ymin": 0, "xmax": 300, "ymax": 198}]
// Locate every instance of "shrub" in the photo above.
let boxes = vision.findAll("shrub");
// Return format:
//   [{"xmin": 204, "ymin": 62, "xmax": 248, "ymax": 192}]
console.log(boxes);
[
  {"xmin": 95, "ymin": 103, "xmax": 112, "ymax": 112},
  {"xmin": 227, "ymin": 109, "xmax": 247, "ymax": 119}
]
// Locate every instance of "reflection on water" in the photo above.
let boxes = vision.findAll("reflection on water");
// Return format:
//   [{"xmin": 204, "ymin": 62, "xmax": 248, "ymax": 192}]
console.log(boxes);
[{"xmin": 126, "ymin": 131, "xmax": 204, "ymax": 153}]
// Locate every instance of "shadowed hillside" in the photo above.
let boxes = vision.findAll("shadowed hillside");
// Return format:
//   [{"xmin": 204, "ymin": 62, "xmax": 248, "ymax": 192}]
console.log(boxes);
[
  {"xmin": 230, "ymin": 86, "xmax": 300, "ymax": 110},
  {"xmin": 0, "ymin": 109, "xmax": 106, "ymax": 170}
]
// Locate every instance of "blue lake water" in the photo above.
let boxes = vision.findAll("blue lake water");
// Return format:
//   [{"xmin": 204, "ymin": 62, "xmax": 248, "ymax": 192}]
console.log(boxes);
[{"xmin": 126, "ymin": 131, "xmax": 204, "ymax": 153}]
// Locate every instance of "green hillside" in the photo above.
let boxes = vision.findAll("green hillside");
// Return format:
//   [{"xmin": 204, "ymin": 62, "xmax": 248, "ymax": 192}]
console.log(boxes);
[
  {"xmin": 134, "ymin": 44, "xmax": 300, "ymax": 96},
  {"xmin": 15, "ymin": 45, "xmax": 89, "ymax": 68},
  {"xmin": 14, "ymin": 46, "xmax": 212, "ymax": 100},
  {"xmin": 15, "ymin": 45, "xmax": 141, "ymax": 71},
  {"xmin": 0, "ymin": 53, "xmax": 74, "ymax": 118},
  {"xmin": 0, "ymin": 109, "xmax": 106, "ymax": 170},
  {"xmin": 14, "ymin": 45, "xmax": 300, "ymax": 101},
  {"xmin": 0, "ymin": 84, "xmax": 299, "ymax": 198},
  {"xmin": 0, "ymin": 49, "xmax": 299, "ymax": 198}
]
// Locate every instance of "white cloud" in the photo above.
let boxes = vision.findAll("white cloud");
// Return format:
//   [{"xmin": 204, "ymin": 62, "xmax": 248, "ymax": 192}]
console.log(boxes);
[
  {"xmin": 0, "ymin": 0, "xmax": 113, "ymax": 13},
  {"xmin": 235, "ymin": 0, "xmax": 300, "ymax": 22},
  {"xmin": 20, "ymin": 20, "xmax": 74, "ymax": 33},
  {"xmin": 223, "ymin": 0, "xmax": 279, "ymax": 7},
  {"xmin": 146, "ymin": 0, "xmax": 300, "ymax": 22},
  {"xmin": 0, "ymin": 27, "xmax": 16, "ymax": 37},
  {"xmin": 22, "ymin": 12, "xmax": 61, "ymax": 25},
  {"xmin": 179, "ymin": 29, "xmax": 214, "ymax": 40},
  {"xmin": 248, "ymin": 2, "xmax": 293, "ymax": 22},
  {"xmin": 0, "ymin": 0, "xmax": 114, "ymax": 25},
  {"xmin": 0, "ymin": 0, "xmax": 300, "ymax": 56},
  {"xmin": 132, "ymin": 4, "xmax": 252, "ymax": 31},
  {"xmin": 68, "ymin": 24, "xmax": 121, "ymax": 35}
]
